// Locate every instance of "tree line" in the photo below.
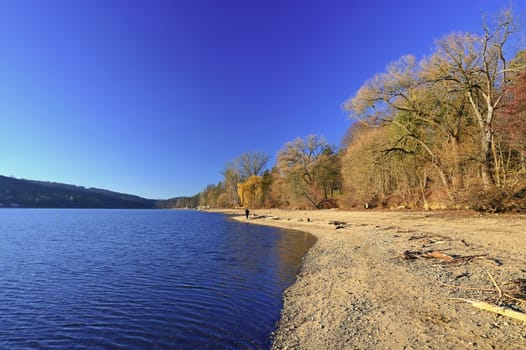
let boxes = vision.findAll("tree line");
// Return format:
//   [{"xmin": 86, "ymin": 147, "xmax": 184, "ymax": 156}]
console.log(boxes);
[{"xmin": 198, "ymin": 9, "xmax": 526, "ymax": 213}]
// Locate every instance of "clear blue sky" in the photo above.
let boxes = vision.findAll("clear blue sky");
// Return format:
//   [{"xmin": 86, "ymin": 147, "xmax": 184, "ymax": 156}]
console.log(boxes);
[{"xmin": 0, "ymin": 0, "xmax": 521, "ymax": 199}]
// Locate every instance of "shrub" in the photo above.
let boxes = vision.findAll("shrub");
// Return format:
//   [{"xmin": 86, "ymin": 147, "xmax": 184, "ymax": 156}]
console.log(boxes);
[{"xmin": 462, "ymin": 183, "xmax": 526, "ymax": 213}]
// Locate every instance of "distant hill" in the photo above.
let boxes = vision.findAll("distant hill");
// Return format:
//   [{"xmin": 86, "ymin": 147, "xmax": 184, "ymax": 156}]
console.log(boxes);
[
  {"xmin": 157, "ymin": 194, "xmax": 200, "ymax": 209},
  {"xmin": 0, "ymin": 175, "xmax": 157, "ymax": 208}
]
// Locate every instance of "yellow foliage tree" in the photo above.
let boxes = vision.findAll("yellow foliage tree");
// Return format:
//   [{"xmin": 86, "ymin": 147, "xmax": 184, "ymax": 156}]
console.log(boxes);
[{"xmin": 237, "ymin": 176, "xmax": 264, "ymax": 208}]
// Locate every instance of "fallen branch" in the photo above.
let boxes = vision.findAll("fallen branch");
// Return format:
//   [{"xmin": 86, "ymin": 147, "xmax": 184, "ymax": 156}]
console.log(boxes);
[
  {"xmin": 328, "ymin": 220, "xmax": 347, "ymax": 225},
  {"xmin": 329, "ymin": 220, "xmax": 348, "ymax": 229},
  {"xmin": 486, "ymin": 271, "xmax": 503, "ymax": 300},
  {"xmin": 251, "ymin": 215, "xmax": 267, "ymax": 219},
  {"xmin": 397, "ymin": 250, "xmax": 493, "ymax": 265},
  {"xmin": 440, "ymin": 282, "xmax": 506, "ymax": 293},
  {"xmin": 421, "ymin": 251, "xmax": 454, "ymax": 261},
  {"xmin": 452, "ymin": 298, "xmax": 526, "ymax": 323},
  {"xmin": 399, "ymin": 250, "xmax": 419, "ymax": 260},
  {"xmin": 504, "ymin": 293, "xmax": 526, "ymax": 305}
]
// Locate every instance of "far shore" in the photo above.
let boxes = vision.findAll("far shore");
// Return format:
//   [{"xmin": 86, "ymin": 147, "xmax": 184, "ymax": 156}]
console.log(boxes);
[{"xmin": 212, "ymin": 208, "xmax": 526, "ymax": 349}]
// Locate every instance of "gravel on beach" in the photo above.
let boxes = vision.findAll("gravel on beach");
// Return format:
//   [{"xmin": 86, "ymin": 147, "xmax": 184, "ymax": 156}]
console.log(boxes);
[{"xmin": 226, "ymin": 209, "xmax": 526, "ymax": 349}]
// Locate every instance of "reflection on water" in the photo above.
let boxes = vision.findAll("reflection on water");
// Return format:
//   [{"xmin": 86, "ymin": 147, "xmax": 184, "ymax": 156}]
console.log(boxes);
[{"xmin": 0, "ymin": 209, "xmax": 315, "ymax": 349}]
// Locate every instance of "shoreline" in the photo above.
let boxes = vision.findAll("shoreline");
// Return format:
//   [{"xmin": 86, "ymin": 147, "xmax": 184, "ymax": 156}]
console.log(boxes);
[{"xmin": 216, "ymin": 208, "xmax": 526, "ymax": 349}]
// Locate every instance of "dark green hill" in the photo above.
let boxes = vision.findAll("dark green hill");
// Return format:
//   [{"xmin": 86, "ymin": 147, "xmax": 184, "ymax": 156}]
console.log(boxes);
[
  {"xmin": 156, "ymin": 194, "xmax": 200, "ymax": 209},
  {"xmin": 0, "ymin": 175, "xmax": 157, "ymax": 208}
]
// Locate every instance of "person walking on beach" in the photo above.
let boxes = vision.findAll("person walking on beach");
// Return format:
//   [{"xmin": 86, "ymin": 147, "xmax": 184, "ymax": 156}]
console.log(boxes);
[{"xmin": 245, "ymin": 208, "xmax": 250, "ymax": 219}]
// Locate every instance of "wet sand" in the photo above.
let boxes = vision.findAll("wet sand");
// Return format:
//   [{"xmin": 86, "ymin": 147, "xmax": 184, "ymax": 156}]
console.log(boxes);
[{"xmin": 219, "ymin": 208, "xmax": 526, "ymax": 349}]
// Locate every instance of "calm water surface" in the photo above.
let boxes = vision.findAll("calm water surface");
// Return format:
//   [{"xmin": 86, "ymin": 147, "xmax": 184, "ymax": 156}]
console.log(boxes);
[{"xmin": 0, "ymin": 209, "xmax": 315, "ymax": 349}]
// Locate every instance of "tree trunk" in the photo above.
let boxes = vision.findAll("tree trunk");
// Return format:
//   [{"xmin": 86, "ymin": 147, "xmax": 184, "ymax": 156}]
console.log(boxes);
[
  {"xmin": 481, "ymin": 129, "xmax": 495, "ymax": 189},
  {"xmin": 468, "ymin": 91, "xmax": 495, "ymax": 190}
]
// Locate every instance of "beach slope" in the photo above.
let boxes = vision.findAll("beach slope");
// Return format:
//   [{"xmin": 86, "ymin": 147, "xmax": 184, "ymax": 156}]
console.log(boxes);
[{"xmin": 224, "ymin": 209, "xmax": 526, "ymax": 349}]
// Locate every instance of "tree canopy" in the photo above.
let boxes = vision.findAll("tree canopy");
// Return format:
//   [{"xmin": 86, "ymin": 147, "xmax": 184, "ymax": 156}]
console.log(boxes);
[{"xmin": 196, "ymin": 8, "xmax": 526, "ymax": 213}]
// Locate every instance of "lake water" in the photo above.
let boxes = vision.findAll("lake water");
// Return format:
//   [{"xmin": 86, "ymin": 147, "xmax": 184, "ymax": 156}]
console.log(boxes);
[{"xmin": 0, "ymin": 209, "xmax": 316, "ymax": 349}]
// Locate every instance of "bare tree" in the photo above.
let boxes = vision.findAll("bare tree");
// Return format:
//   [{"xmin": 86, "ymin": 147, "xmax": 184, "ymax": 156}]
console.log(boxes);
[
  {"xmin": 220, "ymin": 168, "xmax": 241, "ymax": 207},
  {"xmin": 277, "ymin": 135, "xmax": 340, "ymax": 208},
  {"xmin": 220, "ymin": 151, "xmax": 269, "ymax": 207},
  {"xmin": 345, "ymin": 9, "xmax": 522, "ymax": 199},
  {"xmin": 422, "ymin": 9, "xmax": 519, "ymax": 188},
  {"xmin": 234, "ymin": 152, "xmax": 270, "ymax": 180},
  {"xmin": 344, "ymin": 55, "xmax": 461, "ymax": 199}
]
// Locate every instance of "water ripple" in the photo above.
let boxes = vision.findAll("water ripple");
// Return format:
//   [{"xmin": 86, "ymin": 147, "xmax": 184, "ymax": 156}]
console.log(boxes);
[{"xmin": 0, "ymin": 209, "xmax": 315, "ymax": 349}]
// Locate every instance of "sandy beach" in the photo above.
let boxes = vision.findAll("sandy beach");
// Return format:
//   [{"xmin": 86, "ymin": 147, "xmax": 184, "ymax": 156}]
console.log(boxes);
[{"xmin": 220, "ymin": 209, "xmax": 526, "ymax": 349}]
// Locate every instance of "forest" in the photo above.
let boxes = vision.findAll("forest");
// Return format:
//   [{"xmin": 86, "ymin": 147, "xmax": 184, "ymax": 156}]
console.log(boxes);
[
  {"xmin": 198, "ymin": 9, "xmax": 526, "ymax": 213},
  {"xmin": 0, "ymin": 175, "xmax": 158, "ymax": 208}
]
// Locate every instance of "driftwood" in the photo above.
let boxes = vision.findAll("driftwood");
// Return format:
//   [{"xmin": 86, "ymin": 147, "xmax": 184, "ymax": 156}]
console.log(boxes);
[
  {"xmin": 251, "ymin": 215, "xmax": 267, "ymax": 219},
  {"xmin": 421, "ymin": 251, "xmax": 455, "ymax": 261},
  {"xmin": 329, "ymin": 220, "xmax": 347, "ymax": 226},
  {"xmin": 408, "ymin": 233, "xmax": 452, "ymax": 242},
  {"xmin": 444, "ymin": 283, "xmax": 526, "ymax": 307},
  {"xmin": 399, "ymin": 250, "xmax": 420, "ymax": 260},
  {"xmin": 453, "ymin": 298, "xmax": 526, "ymax": 323},
  {"xmin": 505, "ymin": 278, "xmax": 526, "ymax": 299},
  {"xmin": 398, "ymin": 250, "xmax": 455, "ymax": 261},
  {"xmin": 440, "ymin": 282, "xmax": 504, "ymax": 293},
  {"xmin": 408, "ymin": 234, "xmax": 471, "ymax": 248},
  {"xmin": 487, "ymin": 271, "xmax": 503, "ymax": 299},
  {"xmin": 398, "ymin": 250, "xmax": 491, "ymax": 264},
  {"xmin": 329, "ymin": 220, "xmax": 348, "ymax": 229},
  {"xmin": 446, "ymin": 271, "xmax": 526, "ymax": 324}
]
